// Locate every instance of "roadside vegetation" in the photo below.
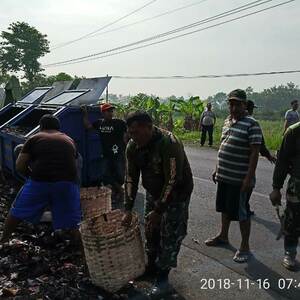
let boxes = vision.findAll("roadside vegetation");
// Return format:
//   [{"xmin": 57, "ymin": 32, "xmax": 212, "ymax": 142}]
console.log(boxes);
[
  {"xmin": 174, "ymin": 119, "xmax": 283, "ymax": 151},
  {"xmin": 112, "ymin": 94, "xmax": 284, "ymax": 151}
]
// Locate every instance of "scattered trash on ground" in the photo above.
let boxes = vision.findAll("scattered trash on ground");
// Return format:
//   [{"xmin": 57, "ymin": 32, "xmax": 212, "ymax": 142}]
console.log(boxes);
[{"xmin": 0, "ymin": 182, "xmax": 182, "ymax": 299}]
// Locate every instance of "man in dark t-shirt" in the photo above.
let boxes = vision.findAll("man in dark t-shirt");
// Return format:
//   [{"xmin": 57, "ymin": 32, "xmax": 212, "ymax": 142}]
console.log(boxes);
[
  {"xmin": 82, "ymin": 103, "xmax": 127, "ymax": 208},
  {"xmin": 1, "ymin": 115, "xmax": 81, "ymax": 243}
]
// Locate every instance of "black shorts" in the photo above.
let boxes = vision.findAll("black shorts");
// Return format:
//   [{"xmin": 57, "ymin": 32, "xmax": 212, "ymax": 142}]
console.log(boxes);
[{"xmin": 216, "ymin": 181, "xmax": 252, "ymax": 221}]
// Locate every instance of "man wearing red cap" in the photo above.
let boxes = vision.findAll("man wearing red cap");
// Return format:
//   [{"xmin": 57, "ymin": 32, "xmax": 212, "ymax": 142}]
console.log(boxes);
[{"xmin": 82, "ymin": 103, "xmax": 127, "ymax": 208}]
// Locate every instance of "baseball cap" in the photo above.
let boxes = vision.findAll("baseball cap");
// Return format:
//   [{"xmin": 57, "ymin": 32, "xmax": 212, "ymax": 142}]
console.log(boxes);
[
  {"xmin": 228, "ymin": 89, "xmax": 247, "ymax": 103},
  {"xmin": 291, "ymin": 99, "xmax": 298, "ymax": 105},
  {"xmin": 247, "ymin": 100, "xmax": 258, "ymax": 109},
  {"xmin": 100, "ymin": 103, "xmax": 115, "ymax": 112}
]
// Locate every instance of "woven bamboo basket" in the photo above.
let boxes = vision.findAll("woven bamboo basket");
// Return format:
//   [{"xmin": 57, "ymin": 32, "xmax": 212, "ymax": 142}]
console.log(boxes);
[
  {"xmin": 80, "ymin": 186, "xmax": 112, "ymax": 219},
  {"xmin": 80, "ymin": 210, "xmax": 145, "ymax": 292}
]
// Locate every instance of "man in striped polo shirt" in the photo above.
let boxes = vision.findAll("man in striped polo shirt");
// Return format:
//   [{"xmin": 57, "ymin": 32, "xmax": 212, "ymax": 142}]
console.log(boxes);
[{"xmin": 205, "ymin": 89, "xmax": 262, "ymax": 263}]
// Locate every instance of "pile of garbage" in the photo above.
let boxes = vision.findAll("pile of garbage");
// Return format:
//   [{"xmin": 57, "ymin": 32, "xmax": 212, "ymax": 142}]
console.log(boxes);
[
  {"xmin": 0, "ymin": 181, "xmax": 182, "ymax": 300},
  {"xmin": 1, "ymin": 126, "xmax": 33, "ymax": 137},
  {"xmin": 0, "ymin": 182, "xmax": 137, "ymax": 299}
]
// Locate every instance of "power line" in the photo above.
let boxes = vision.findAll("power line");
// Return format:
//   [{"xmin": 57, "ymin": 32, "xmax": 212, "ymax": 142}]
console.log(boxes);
[
  {"xmin": 51, "ymin": 0, "xmax": 158, "ymax": 50},
  {"xmin": 44, "ymin": 0, "xmax": 274, "ymax": 67},
  {"xmin": 44, "ymin": 0, "xmax": 294, "ymax": 67},
  {"xmin": 91, "ymin": 0, "xmax": 295, "ymax": 66},
  {"xmin": 79, "ymin": 0, "xmax": 212, "ymax": 40},
  {"xmin": 112, "ymin": 69, "xmax": 300, "ymax": 79}
]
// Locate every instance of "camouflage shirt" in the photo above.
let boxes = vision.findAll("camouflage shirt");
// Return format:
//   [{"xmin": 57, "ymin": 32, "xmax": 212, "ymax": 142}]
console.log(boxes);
[
  {"xmin": 273, "ymin": 122, "xmax": 300, "ymax": 189},
  {"xmin": 124, "ymin": 127, "xmax": 193, "ymax": 212}
]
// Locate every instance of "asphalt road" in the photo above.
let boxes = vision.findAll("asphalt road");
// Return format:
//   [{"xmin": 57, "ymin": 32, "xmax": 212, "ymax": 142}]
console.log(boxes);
[{"xmin": 135, "ymin": 146, "xmax": 300, "ymax": 300}]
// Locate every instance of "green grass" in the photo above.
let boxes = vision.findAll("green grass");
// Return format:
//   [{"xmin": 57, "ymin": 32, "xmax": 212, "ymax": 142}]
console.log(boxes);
[{"xmin": 174, "ymin": 119, "xmax": 283, "ymax": 151}]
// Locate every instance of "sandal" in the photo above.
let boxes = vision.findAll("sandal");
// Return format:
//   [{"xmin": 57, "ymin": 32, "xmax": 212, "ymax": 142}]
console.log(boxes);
[
  {"xmin": 204, "ymin": 236, "xmax": 229, "ymax": 247},
  {"xmin": 233, "ymin": 250, "xmax": 252, "ymax": 263}
]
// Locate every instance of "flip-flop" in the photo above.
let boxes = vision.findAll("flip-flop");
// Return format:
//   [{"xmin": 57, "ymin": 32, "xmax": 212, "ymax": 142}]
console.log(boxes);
[
  {"xmin": 204, "ymin": 236, "xmax": 229, "ymax": 247},
  {"xmin": 233, "ymin": 250, "xmax": 252, "ymax": 263}
]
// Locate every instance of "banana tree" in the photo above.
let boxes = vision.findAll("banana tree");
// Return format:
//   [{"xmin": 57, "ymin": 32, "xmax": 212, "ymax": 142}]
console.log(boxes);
[
  {"xmin": 112, "ymin": 102, "xmax": 129, "ymax": 119},
  {"xmin": 128, "ymin": 93, "xmax": 150, "ymax": 111},
  {"xmin": 128, "ymin": 93, "xmax": 162, "ymax": 125},
  {"xmin": 174, "ymin": 96, "xmax": 204, "ymax": 131},
  {"xmin": 158, "ymin": 99, "xmax": 177, "ymax": 131},
  {"xmin": 142, "ymin": 96, "xmax": 161, "ymax": 125},
  {"xmin": 191, "ymin": 96, "xmax": 205, "ymax": 128}
]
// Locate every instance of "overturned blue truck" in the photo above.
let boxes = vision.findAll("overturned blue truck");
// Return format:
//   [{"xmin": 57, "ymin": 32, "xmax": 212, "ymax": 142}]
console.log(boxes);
[{"xmin": 0, "ymin": 77, "xmax": 111, "ymax": 186}]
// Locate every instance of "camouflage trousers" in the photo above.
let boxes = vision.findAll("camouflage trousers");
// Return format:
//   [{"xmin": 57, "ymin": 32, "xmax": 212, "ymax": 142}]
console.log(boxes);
[
  {"xmin": 284, "ymin": 177, "xmax": 300, "ymax": 256},
  {"xmin": 145, "ymin": 192, "xmax": 190, "ymax": 271}
]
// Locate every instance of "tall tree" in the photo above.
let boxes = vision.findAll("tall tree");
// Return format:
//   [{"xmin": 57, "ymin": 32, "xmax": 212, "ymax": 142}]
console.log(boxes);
[{"xmin": 0, "ymin": 22, "xmax": 50, "ymax": 83}]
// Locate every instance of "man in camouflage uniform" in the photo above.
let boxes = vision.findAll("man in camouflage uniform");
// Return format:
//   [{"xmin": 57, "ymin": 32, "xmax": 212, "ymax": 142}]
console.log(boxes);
[
  {"xmin": 270, "ymin": 121, "xmax": 300, "ymax": 271},
  {"xmin": 122, "ymin": 111, "xmax": 193, "ymax": 297}
]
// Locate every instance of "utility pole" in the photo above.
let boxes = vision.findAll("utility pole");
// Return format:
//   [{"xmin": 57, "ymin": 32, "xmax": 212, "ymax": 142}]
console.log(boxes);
[{"xmin": 106, "ymin": 74, "xmax": 109, "ymax": 103}]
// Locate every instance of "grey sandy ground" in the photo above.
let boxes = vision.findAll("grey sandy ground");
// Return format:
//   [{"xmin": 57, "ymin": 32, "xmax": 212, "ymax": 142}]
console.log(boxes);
[{"xmin": 135, "ymin": 147, "xmax": 300, "ymax": 300}]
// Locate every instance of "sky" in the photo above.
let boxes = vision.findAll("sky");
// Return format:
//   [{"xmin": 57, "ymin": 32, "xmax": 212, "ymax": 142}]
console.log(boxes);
[{"xmin": 0, "ymin": 0, "xmax": 300, "ymax": 98}]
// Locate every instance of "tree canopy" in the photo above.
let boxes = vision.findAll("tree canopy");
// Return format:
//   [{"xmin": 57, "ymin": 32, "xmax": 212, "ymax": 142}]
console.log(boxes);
[
  {"xmin": 208, "ymin": 82, "xmax": 300, "ymax": 119},
  {"xmin": 0, "ymin": 22, "xmax": 50, "ymax": 83}
]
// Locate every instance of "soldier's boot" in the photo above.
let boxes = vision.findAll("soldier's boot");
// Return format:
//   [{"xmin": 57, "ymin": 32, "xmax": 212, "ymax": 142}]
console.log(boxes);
[
  {"xmin": 143, "ymin": 255, "xmax": 158, "ymax": 278},
  {"xmin": 147, "ymin": 269, "xmax": 173, "ymax": 299},
  {"xmin": 282, "ymin": 253, "xmax": 297, "ymax": 271}
]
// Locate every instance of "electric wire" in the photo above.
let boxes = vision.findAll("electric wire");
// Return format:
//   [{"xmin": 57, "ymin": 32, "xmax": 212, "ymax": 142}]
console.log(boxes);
[
  {"xmin": 44, "ymin": 0, "xmax": 294, "ymax": 68},
  {"xmin": 51, "ymin": 0, "xmax": 158, "ymax": 50},
  {"xmin": 77, "ymin": 0, "xmax": 212, "ymax": 41},
  {"xmin": 44, "ymin": 0, "xmax": 273, "ymax": 66},
  {"xmin": 111, "ymin": 69, "xmax": 300, "ymax": 79}
]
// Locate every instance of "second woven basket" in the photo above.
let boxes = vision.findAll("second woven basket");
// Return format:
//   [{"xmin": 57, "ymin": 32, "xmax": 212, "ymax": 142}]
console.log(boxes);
[{"xmin": 80, "ymin": 186, "xmax": 112, "ymax": 219}]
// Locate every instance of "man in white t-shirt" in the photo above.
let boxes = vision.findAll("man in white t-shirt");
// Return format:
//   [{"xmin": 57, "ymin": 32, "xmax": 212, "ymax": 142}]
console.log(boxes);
[
  {"xmin": 284, "ymin": 100, "xmax": 299, "ymax": 133},
  {"xmin": 199, "ymin": 103, "xmax": 216, "ymax": 147}
]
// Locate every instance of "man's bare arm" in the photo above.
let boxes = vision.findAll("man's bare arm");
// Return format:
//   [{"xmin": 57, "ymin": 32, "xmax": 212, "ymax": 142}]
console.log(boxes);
[
  {"xmin": 16, "ymin": 153, "xmax": 30, "ymax": 176},
  {"xmin": 81, "ymin": 106, "xmax": 93, "ymax": 130},
  {"xmin": 241, "ymin": 144, "xmax": 260, "ymax": 192},
  {"xmin": 283, "ymin": 120, "xmax": 288, "ymax": 134}
]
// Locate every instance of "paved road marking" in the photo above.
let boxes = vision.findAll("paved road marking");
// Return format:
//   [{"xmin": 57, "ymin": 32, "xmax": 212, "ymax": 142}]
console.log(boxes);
[{"xmin": 193, "ymin": 176, "xmax": 269, "ymax": 199}]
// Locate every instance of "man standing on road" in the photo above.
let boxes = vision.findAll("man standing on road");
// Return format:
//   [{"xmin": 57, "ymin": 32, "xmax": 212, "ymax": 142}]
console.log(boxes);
[
  {"xmin": 247, "ymin": 100, "xmax": 276, "ymax": 164},
  {"xmin": 284, "ymin": 100, "xmax": 299, "ymax": 134},
  {"xmin": 121, "ymin": 111, "xmax": 193, "ymax": 297},
  {"xmin": 1, "ymin": 115, "xmax": 81, "ymax": 243},
  {"xmin": 82, "ymin": 103, "xmax": 127, "ymax": 208},
  {"xmin": 247, "ymin": 100, "xmax": 276, "ymax": 216},
  {"xmin": 205, "ymin": 89, "xmax": 262, "ymax": 263},
  {"xmin": 270, "ymin": 121, "xmax": 300, "ymax": 271},
  {"xmin": 200, "ymin": 102, "xmax": 216, "ymax": 147}
]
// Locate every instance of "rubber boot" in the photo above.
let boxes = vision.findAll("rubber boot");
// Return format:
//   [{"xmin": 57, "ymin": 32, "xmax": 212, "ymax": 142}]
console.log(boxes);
[
  {"xmin": 142, "ymin": 254, "xmax": 158, "ymax": 278},
  {"xmin": 282, "ymin": 253, "xmax": 297, "ymax": 271},
  {"xmin": 148, "ymin": 269, "xmax": 173, "ymax": 299}
]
